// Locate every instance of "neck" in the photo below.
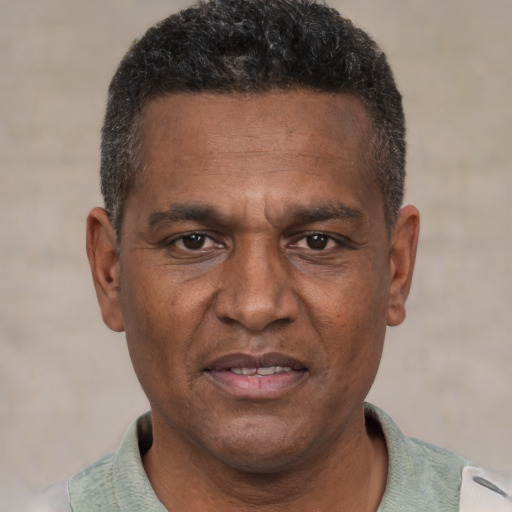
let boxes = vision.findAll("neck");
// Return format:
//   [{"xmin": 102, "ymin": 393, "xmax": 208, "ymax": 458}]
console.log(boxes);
[{"xmin": 143, "ymin": 408, "xmax": 388, "ymax": 512}]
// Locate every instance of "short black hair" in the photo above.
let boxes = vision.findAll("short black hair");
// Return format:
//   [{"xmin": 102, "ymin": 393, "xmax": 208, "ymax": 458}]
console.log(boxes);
[{"xmin": 101, "ymin": 0, "xmax": 405, "ymax": 241}]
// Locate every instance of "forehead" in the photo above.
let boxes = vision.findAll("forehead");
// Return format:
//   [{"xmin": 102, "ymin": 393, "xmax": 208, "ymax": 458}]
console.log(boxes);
[
  {"xmin": 139, "ymin": 90, "xmax": 374, "ymax": 171},
  {"xmin": 130, "ymin": 91, "xmax": 382, "ymax": 228}
]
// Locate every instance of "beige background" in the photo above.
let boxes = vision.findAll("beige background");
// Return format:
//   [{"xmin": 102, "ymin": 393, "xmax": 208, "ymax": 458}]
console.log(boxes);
[{"xmin": 1, "ymin": 0, "xmax": 511, "ymax": 508}]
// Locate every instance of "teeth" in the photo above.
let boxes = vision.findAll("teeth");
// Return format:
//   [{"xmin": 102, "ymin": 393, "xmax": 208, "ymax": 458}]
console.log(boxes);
[
  {"xmin": 230, "ymin": 366, "xmax": 293, "ymax": 376},
  {"xmin": 256, "ymin": 366, "xmax": 275, "ymax": 376}
]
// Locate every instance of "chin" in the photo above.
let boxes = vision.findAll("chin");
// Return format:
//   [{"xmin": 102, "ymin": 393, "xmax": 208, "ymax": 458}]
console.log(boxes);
[
  {"xmin": 212, "ymin": 446, "xmax": 306, "ymax": 475},
  {"xmin": 197, "ymin": 417, "xmax": 317, "ymax": 474}
]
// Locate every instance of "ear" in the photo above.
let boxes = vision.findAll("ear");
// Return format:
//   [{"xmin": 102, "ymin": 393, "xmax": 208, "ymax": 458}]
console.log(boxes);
[
  {"xmin": 387, "ymin": 205, "xmax": 420, "ymax": 327},
  {"xmin": 86, "ymin": 207, "xmax": 125, "ymax": 332}
]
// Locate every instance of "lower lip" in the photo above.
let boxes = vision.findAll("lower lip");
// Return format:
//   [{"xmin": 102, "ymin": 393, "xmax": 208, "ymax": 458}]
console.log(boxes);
[{"xmin": 206, "ymin": 370, "xmax": 307, "ymax": 399}]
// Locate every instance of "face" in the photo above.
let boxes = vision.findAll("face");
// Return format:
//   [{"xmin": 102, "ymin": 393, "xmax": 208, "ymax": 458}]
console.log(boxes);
[{"xmin": 88, "ymin": 91, "xmax": 418, "ymax": 473}]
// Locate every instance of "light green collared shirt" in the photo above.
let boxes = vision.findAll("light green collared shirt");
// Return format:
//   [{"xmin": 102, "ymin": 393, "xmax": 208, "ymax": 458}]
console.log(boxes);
[{"xmin": 37, "ymin": 403, "xmax": 477, "ymax": 511}]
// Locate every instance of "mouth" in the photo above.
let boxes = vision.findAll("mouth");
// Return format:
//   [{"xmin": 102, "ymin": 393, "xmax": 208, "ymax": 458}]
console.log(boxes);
[
  {"xmin": 204, "ymin": 353, "xmax": 308, "ymax": 398},
  {"xmin": 230, "ymin": 366, "xmax": 294, "ymax": 376}
]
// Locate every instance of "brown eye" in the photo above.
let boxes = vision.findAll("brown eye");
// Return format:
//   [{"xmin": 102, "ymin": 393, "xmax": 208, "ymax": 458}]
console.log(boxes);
[
  {"xmin": 182, "ymin": 234, "xmax": 206, "ymax": 249},
  {"xmin": 306, "ymin": 234, "xmax": 330, "ymax": 250}
]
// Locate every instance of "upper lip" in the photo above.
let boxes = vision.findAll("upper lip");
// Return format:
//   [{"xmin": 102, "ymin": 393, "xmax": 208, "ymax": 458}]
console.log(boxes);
[{"xmin": 205, "ymin": 352, "xmax": 307, "ymax": 372}]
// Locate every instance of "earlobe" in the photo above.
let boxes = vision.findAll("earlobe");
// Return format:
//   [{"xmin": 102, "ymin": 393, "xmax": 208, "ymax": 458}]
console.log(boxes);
[
  {"xmin": 387, "ymin": 205, "xmax": 420, "ymax": 327},
  {"xmin": 86, "ymin": 207, "xmax": 125, "ymax": 332}
]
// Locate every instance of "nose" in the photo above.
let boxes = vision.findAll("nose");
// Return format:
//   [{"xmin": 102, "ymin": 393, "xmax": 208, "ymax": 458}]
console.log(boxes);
[{"xmin": 215, "ymin": 239, "xmax": 299, "ymax": 332}]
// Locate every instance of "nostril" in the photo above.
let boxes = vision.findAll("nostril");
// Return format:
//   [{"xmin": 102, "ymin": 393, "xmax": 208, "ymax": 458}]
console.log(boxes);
[{"xmin": 214, "ymin": 287, "xmax": 299, "ymax": 332}]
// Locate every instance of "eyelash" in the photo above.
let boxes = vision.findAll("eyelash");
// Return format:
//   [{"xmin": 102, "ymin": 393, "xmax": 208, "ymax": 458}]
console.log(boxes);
[
  {"xmin": 169, "ymin": 232, "xmax": 222, "ymax": 251},
  {"xmin": 165, "ymin": 231, "xmax": 352, "ymax": 253},
  {"xmin": 289, "ymin": 232, "xmax": 353, "ymax": 251}
]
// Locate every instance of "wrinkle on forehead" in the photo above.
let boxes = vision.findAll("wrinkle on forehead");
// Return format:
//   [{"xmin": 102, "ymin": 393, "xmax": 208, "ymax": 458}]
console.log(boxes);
[
  {"xmin": 157, "ymin": 154, "xmax": 360, "ymax": 181},
  {"xmin": 140, "ymin": 91, "xmax": 374, "ymax": 166}
]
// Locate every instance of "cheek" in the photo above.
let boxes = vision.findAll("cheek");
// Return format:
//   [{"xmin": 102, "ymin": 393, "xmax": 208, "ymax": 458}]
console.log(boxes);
[
  {"xmin": 121, "ymin": 263, "xmax": 198, "ymax": 330},
  {"xmin": 119, "ymin": 265, "xmax": 217, "ymax": 373},
  {"xmin": 306, "ymin": 262, "xmax": 389, "ymax": 365},
  {"xmin": 120, "ymin": 280, "xmax": 195, "ymax": 413}
]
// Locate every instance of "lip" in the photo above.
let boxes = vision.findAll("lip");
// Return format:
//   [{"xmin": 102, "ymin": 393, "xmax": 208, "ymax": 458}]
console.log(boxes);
[
  {"xmin": 206, "ymin": 352, "xmax": 307, "ymax": 372},
  {"xmin": 204, "ymin": 352, "xmax": 309, "ymax": 399}
]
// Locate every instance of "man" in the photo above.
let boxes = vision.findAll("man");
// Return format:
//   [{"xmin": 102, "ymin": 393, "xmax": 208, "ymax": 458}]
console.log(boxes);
[{"xmin": 32, "ymin": 0, "xmax": 511, "ymax": 511}]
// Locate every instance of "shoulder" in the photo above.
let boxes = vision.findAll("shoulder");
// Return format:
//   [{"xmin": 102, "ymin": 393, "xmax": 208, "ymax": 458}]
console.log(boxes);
[
  {"xmin": 66, "ymin": 412, "xmax": 166, "ymax": 511},
  {"xmin": 71, "ymin": 451, "xmax": 117, "ymax": 484},
  {"xmin": 405, "ymin": 434, "xmax": 472, "ymax": 477},
  {"xmin": 27, "ymin": 451, "xmax": 120, "ymax": 512},
  {"xmin": 365, "ymin": 403, "xmax": 512, "ymax": 511},
  {"xmin": 68, "ymin": 452, "xmax": 120, "ymax": 511},
  {"xmin": 365, "ymin": 403, "xmax": 469, "ymax": 511}
]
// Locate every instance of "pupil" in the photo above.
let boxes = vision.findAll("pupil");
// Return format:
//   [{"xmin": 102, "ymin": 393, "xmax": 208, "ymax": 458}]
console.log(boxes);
[
  {"xmin": 307, "ymin": 234, "xmax": 328, "ymax": 250},
  {"xmin": 183, "ymin": 234, "xmax": 205, "ymax": 249}
]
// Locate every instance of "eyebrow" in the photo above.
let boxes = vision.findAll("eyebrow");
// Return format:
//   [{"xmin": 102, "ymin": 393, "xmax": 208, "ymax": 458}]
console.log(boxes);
[
  {"xmin": 148, "ymin": 201, "xmax": 364, "ymax": 230},
  {"xmin": 286, "ymin": 203, "xmax": 364, "ymax": 224},
  {"xmin": 148, "ymin": 204, "xmax": 228, "ymax": 229}
]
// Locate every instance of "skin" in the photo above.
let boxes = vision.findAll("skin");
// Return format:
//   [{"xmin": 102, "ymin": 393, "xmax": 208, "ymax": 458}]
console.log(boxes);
[{"xmin": 86, "ymin": 91, "xmax": 419, "ymax": 511}]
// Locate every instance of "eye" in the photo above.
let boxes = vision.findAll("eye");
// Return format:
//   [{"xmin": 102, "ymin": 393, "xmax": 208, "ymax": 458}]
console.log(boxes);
[
  {"xmin": 304, "ymin": 234, "xmax": 334, "ymax": 250},
  {"xmin": 294, "ymin": 233, "xmax": 338, "ymax": 251},
  {"xmin": 173, "ymin": 233, "xmax": 219, "ymax": 251}
]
